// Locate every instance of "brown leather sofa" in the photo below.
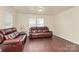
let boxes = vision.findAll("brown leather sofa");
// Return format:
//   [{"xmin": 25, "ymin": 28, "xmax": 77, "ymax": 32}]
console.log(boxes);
[
  {"xmin": 0, "ymin": 27, "xmax": 27, "ymax": 52},
  {"xmin": 29, "ymin": 27, "xmax": 52, "ymax": 39}
]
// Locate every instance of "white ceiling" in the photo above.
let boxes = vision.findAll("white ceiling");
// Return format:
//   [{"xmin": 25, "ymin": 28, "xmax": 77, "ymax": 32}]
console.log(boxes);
[{"xmin": 12, "ymin": 6, "xmax": 73, "ymax": 15}]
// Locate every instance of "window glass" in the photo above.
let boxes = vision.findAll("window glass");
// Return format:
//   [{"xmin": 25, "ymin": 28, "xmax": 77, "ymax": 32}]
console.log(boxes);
[
  {"xmin": 29, "ymin": 18, "xmax": 36, "ymax": 27},
  {"xmin": 4, "ymin": 12, "xmax": 13, "ymax": 28},
  {"xmin": 37, "ymin": 18, "xmax": 44, "ymax": 27},
  {"xmin": 29, "ymin": 18, "xmax": 44, "ymax": 27}
]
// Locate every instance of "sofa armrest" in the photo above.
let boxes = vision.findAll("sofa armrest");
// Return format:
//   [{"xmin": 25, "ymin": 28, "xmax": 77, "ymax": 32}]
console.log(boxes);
[
  {"xmin": 29, "ymin": 32, "xmax": 32, "ymax": 34},
  {"xmin": 49, "ymin": 31, "xmax": 53, "ymax": 33},
  {"xmin": 47, "ymin": 31, "xmax": 53, "ymax": 35},
  {"xmin": 19, "ymin": 32, "xmax": 26, "ymax": 35}
]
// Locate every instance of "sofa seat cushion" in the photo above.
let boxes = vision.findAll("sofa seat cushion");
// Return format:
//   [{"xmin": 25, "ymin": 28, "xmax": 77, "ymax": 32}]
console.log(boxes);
[
  {"xmin": 4, "ymin": 32, "xmax": 20, "ymax": 40},
  {"xmin": 30, "ymin": 32, "xmax": 52, "ymax": 39},
  {"xmin": 4, "ymin": 33, "xmax": 16, "ymax": 40},
  {"xmin": 3, "ymin": 35, "xmax": 26, "ymax": 44},
  {"xmin": 31, "ymin": 30, "xmax": 37, "ymax": 33},
  {"xmin": 31, "ymin": 33, "xmax": 51, "ymax": 36},
  {"xmin": 15, "ymin": 35, "xmax": 26, "ymax": 41},
  {"xmin": 31, "ymin": 32, "xmax": 51, "ymax": 35},
  {"xmin": 37, "ymin": 30, "xmax": 42, "ymax": 33}
]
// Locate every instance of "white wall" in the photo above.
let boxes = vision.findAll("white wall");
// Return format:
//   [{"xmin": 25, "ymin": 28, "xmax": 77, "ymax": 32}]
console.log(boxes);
[
  {"xmin": 0, "ymin": 7, "xmax": 16, "ymax": 29},
  {"xmin": 16, "ymin": 13, "xmax": 54, "ymax": 35},
  {"xmin": 54, "ymin": 7, "xmax": 79, "ymax": 44},
  {"xmin": 0, "ymin": 7, "xmax": 6, "ymax": 29}
]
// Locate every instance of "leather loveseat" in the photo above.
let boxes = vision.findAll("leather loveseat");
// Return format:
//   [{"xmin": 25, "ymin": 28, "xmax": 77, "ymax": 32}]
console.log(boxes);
[
  {"xmin": 29, "ymin": 27, "xmax": 52, "ymax": 39},
  {"xmin": 0, "ymin": 27, "xmax": 27, "ymax": 52}
]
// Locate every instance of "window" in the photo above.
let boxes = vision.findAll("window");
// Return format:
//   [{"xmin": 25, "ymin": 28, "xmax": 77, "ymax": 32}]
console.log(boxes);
[
  {"xmin": 37, "ymin": 18, "xmax": 44, "ymax": 27},
  {"xmin": 29, "ymin": 18, "xmax": 44, "ymax": 27},
  {"xmin": 4, "ymin": 12, "xmax": 13, "ymax": 28},
  {"xmin": 29, "ymin": 18, "xmax": 36, "ymax": 27}
]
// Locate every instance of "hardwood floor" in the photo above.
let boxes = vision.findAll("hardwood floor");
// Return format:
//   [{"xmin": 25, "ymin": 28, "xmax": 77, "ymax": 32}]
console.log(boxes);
[{"xmin": 23, "ymin": 35, "xmax": 79, "ymax": 52}]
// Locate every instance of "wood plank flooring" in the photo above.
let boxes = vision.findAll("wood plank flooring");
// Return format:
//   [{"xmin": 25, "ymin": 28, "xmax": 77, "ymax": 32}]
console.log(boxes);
[{"xmin": 23, "ymin": 35, "xmax": 79, "ymax": 52}]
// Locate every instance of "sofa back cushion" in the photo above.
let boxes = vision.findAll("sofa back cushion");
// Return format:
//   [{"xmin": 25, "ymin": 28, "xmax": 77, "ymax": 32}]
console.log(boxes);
[
  {"xmin": 42, "ymin": 29, "xmax": 49, "ymax": 32},
  {"xmin": 30, "ymin": 27, "xmax": 49, "ymax": 33},
  {"xmin": 30, "ymin": 27, "xmax": 37, "ymax": 33},
  {"xmin": 37, "ymin": 27, "xmax": 49, "ymax": 33},
  {"xmin": 0, "ymin": 27, "xmax": 16, "ymax": 35},
  {"xmin": 0, "ymin": 27, "xmax": 20, "ymax": 40},
  {"xmin": 32, "ymin": 30, "xmax": 37, "ymax": 33}
]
